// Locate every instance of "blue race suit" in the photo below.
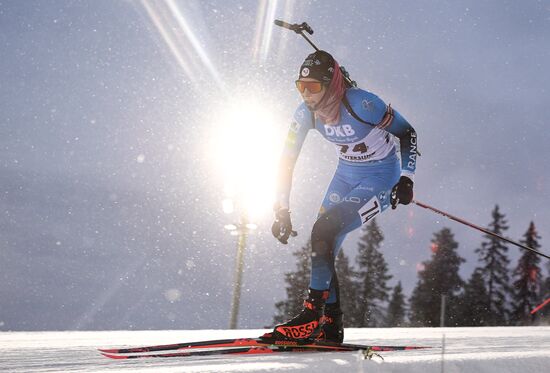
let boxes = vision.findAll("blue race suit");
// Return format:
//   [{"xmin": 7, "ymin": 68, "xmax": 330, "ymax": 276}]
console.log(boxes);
[{"xmin": 275, "ymin": 87, "xmax": 418, "ymax": 304}]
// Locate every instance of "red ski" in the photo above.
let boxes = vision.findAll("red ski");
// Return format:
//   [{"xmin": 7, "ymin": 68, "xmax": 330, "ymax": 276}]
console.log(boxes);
[
  {"xmin": 101, "ymin": 344, "xmax": 365, "ymax": 359},
  {"xmin": 99, "ymin": 336, "xmax": 430, "ymax": 359}
]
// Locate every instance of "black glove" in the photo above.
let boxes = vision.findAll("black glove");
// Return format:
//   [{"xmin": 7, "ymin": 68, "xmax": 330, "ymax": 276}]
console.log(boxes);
[
  {"xmin": 391, "ymin": 176, "xmax": 414, "ymax": 209},
  {"xmin": 271, "ymin": 208, "xmax": 297, "ymax": 244}
]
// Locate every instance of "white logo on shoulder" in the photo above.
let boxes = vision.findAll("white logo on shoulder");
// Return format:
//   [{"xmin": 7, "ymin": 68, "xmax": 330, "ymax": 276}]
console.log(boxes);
[
  {"xmin": 362, "ymin": 99, "xmax": 374, "ymax": 111},
  {"xmin": 290, "ymin": 121, "xmax": 301, "ymax": 132},
  {"xmin": 301, "ymin": 67, "xmax": 310, "ymax": 77}
]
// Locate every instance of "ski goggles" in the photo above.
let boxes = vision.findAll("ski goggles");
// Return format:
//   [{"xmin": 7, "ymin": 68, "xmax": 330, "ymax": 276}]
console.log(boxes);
[{"xmin": 295, "ymin": 80, "xmax": 325, "ymax": 94}]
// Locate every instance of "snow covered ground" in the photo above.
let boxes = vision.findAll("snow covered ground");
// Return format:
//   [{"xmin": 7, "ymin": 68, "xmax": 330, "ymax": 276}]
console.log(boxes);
[{"xmin": 1, "ymin": 327, "xmax": 548, "ymax": 372}]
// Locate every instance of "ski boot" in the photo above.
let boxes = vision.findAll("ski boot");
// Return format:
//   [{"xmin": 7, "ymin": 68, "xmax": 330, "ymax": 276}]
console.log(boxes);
[
  {"xmin": 316, "ymin": 303, "xmax": 344, "ymax": 343},
  {"xmin": 266, "ymin": 288, "xmax": 329, "ymax": 342}
]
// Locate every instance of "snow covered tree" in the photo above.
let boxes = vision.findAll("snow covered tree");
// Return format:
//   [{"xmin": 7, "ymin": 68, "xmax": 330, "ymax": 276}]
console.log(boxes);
[
  {"xmin": 386, "ymin": 281, "xmax": 407, "ymax": 327},
  {"xmin": 355, "ymin": 219, "xmax": 392, "ymax": 327},
  {"xmin": 511, "ymin": 222, "xmax": 543, "ymax": 325},
  {"xmin": 456, "ymin": 269, "xmax": 489, "ymax": 326},
  {"xmin": 475, "ymin": 205, "xmax": 511, "ymax": 325},
  {"xmin": 273, "ymin": 241, "xmax": 311, "ymax": 325},
  {"xmin": 409, "ymin": 228, "xmax": 465, "ymax": 327},
  {"xmin": 334, "ymin": 249, "xmax": 361, "ymax": 327}
]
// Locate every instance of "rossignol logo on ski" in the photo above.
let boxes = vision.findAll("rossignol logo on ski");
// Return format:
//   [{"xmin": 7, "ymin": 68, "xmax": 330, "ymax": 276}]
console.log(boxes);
[
  {"xmin": 272, "ymin": 340, "xmax": 301, "ymax": 346},
  {"xmin": 276, "ymin": 321, "xmax": 319, "ymax": 339}
]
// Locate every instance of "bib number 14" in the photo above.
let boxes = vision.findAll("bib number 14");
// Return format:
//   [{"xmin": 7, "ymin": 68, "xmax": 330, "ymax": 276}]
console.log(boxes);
[{"xmin": 337, "ymin": 142, "xmax": 368, "ymax": 154}]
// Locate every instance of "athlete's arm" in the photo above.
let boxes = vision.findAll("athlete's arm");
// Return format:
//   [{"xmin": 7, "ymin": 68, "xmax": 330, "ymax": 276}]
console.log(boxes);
[
  {"xmin": 272, "ymin": 106, "xmax": 311, "ymax": 244},
  {"xmin": 274, "ymin": 105, "xmax": 312, "ymax": 210},
  {"xmin": 384, "ymin": 109, "xmax": 418, "ymax": 181},
  {"xmin": 275, "ymin": 156, "xmax": 296, "ymax": 210}
]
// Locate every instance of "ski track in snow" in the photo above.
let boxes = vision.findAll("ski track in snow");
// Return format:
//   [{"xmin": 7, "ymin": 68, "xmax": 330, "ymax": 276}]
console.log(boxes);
[{"xmin": 0, "ymin": 327, "xmax": 549, "ymax": 372}]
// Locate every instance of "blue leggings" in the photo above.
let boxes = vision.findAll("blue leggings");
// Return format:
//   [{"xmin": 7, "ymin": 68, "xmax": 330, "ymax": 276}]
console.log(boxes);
[{"xmin": 309, "ymin": 153, "xmax": 400, "ymax": 304}]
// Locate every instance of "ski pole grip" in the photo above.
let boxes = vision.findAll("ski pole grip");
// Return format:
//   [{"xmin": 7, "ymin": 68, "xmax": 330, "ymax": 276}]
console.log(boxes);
[
  {"xmin": 300, "ymin": 22, "xmax": 314, "ymax": 35},
  {"xmin": 274, "ymin": 20, "xmax": 294, "ymax": 30}
]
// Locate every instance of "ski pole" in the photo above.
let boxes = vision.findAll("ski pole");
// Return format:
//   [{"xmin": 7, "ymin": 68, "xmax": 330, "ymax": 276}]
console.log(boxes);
[
  {"xmin": 412, "ymin": 200, "xmax": 550, "ymax": 260},
  {"xmin": 274, "ymin": 20, "xmax": 357, "ymax": 88},
  {"xmin": 530, "ymin": 297, "xmax": 550, "ymax": 315},
  {"xmin": 274, "ymin": 20, "xmax": 318, "ymax": 51}
]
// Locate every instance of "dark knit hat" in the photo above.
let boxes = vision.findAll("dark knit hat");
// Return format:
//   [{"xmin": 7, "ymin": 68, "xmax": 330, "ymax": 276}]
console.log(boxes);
[{"xmin": 298, "ymin": 50, "xmax": 335, "ymax": 83}]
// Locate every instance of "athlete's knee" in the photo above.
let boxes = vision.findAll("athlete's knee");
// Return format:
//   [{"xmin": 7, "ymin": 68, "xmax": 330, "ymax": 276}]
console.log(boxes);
[{"xmin": 311, "ymin": 208, "xmax": 345, "ymax": 256}]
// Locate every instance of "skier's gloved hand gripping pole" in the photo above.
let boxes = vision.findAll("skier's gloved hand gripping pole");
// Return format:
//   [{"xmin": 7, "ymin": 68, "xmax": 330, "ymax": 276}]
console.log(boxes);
[
  {"xmin": 271, "ymin": 207, "xmax": 297, "ymax": 244},
  {"xmin": 390, "ymin": 176, "xmax": 414, "ymax": 209},
  {"xmin": 413, "ymin": 200, "xmax": 550, "ymax": 260}
]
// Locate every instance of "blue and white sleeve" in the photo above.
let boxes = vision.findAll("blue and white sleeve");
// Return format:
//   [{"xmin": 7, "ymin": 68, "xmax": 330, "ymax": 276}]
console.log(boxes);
[
  {"xmin": 385, "ymin": 108, "xmax": 418, "ymax": 180},
  {"xmin": 275, "ymin": 104, "xmax": 313, "ymax": 209}
]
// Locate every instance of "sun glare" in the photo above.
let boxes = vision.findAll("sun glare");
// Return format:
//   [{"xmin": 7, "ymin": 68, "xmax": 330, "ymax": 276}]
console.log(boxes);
[{"xmin": 209, "ymin": 97, "xmax": 284, "ymax": 220}]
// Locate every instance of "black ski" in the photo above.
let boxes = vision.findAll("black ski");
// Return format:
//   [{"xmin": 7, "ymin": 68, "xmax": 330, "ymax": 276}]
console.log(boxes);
[
  {"xmin": 99, "ymin": 336, "xmax": 430, "ymax": 357},
  {"xmin": 101, "ymin": 344, "xmax": 367, "ymax": 359}
]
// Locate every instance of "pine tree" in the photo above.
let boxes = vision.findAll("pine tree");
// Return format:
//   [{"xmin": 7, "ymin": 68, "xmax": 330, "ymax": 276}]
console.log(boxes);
[
  {"xmin": 511, "ymin": 222, "xmax": 542, "ymax": 325},
  {"xmin": 355, "ymin": 219, "xmax": 392, "ymax": 327},
  {"xmin": 409, "ymin": 228, "xmax": 465, "ymax": 327},
  {"xmin": 273, "ymin": 241, "xmax": 311, "ymax": 325},
  {"xmin": 334, "ymin": 249, "xmax": 361, "ymax": 327},
  {"xmin": 475, "ymin": 205, "xmax": 511, "ymax": 325},
  {"xmin": 386, "ymin": 281, "xmax": 407, "ymax": 327},
  {"xmin": 456, "ymin": 269, "xmax": 489, "ymax": 326}
]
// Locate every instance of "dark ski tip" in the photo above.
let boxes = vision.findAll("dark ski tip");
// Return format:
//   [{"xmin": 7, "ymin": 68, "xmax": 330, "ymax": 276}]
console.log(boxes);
[{"xmin": 101, "ymin": 352, "xmax": 130, "ymax": 360}]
